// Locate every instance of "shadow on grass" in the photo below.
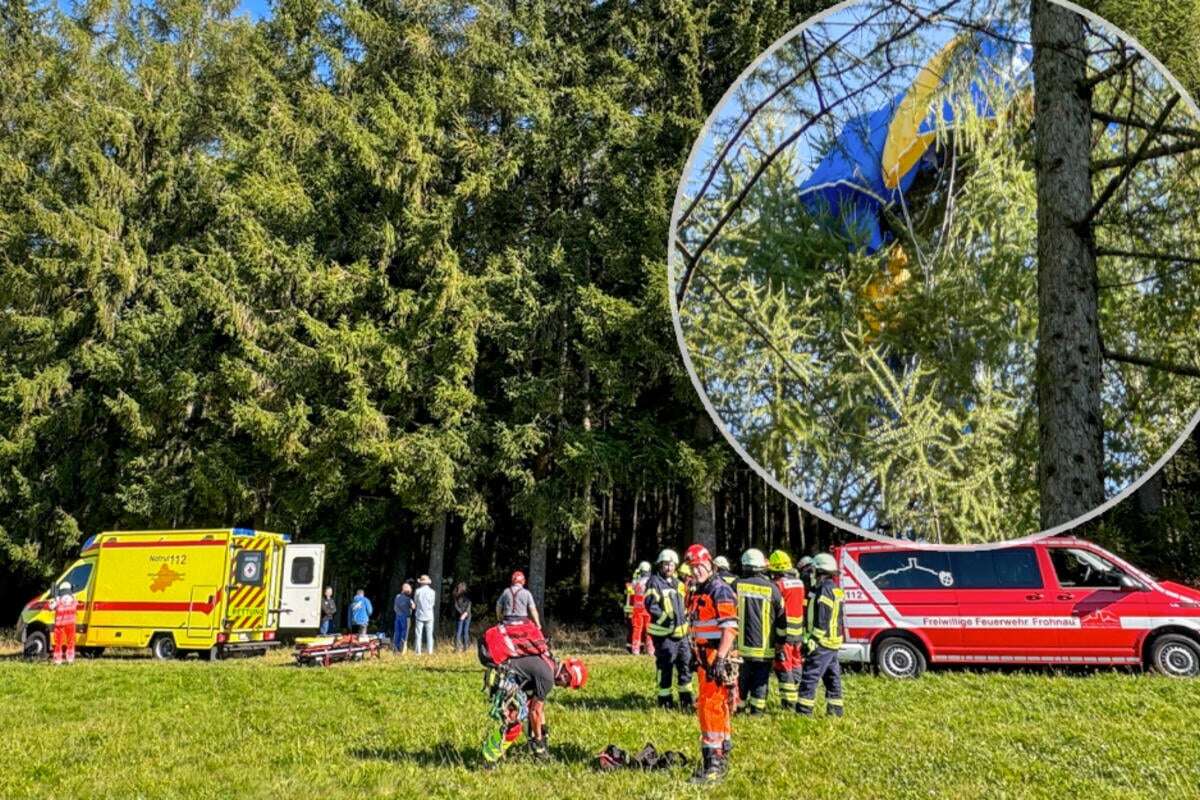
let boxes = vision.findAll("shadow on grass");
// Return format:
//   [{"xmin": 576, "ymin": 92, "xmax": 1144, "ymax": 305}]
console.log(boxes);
[
  {"xmin": 350, "ymin": 739, "xmax": 595, "ymax": 768},
  {"xmin": 555, "ymin": 691, "xmax": 657, "ymax": 711}
]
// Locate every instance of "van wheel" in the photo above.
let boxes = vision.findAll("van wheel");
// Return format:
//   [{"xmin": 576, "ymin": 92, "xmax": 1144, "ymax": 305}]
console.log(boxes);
[
  {"xmin": 23, "ymin": 630, "xmax": 49, "ymax": 660},
  {"xmin": 150, "ymin": 634, "xmax": 177, "ymax": 660},
  {"xmin": 875, "ymin": 636, "xmax": 926, "ymax": 679},
  {"xmin": 199, "ymin": 646, "xmax": 222, "ymax": 662},
  {"xmin": 1150, "ymin": 634, "xmax": 1200, "ymax": 678}
]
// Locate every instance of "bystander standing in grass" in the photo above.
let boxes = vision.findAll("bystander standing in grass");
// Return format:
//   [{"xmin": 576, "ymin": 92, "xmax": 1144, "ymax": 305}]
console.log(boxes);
[
  {"xmin": 453, "ymin": 582, "xmax": 472, "ymax": 651},
  {"xmin": 414, "ymin": 576, "xmax": 436, "ymax": 654},
  {"xmin": 348, "ymin": 589, "xmax": 373, "ymax": 636},
  {"xmin": 320, "ymin": 587, "xmax": 337, "ymax": 635},
  {"xmin": 393, "ymin": 583, "xmax": 414, "ymax": 653}
]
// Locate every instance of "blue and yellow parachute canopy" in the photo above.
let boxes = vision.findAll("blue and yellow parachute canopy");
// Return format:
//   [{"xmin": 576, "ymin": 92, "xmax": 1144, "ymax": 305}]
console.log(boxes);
[{"xmin": 797, "ymin": 27, "xmax": 1032, "ymax": 254}]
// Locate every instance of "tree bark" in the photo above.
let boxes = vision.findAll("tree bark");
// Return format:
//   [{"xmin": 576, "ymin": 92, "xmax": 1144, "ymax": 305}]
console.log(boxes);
[
  {"xmin": 529, "ymin": 518, "xmax": 549, "ymax": 616},
  {"xmin": 691, "ymin": 413, "xmax": 717, "ymax": 550},
  {"xmin": 428, "ymin": 514, "xmax": 447, "ymax": 636},
  {"xmin": 1032, "ymin": 0, "xmax": 1104, "ymax": 529}
]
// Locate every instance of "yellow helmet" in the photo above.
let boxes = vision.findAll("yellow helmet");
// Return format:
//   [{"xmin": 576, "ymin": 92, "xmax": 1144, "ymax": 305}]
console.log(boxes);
[
  {"xmin": 678, "ymin": 563, "xmax": 692, "ymax": 578},
  {"xmin": 768, "ymin": 549, "xmax": 792, "ymax": 573}
]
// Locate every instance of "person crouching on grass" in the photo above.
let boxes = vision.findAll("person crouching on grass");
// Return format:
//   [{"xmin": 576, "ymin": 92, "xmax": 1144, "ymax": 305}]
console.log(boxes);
[{"xmin": 478, "ymin": 618, "xmax": 587, "ymax": 769}]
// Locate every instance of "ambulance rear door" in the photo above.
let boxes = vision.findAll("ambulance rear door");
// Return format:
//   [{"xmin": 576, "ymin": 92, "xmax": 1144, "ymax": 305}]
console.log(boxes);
[{"xmin": 278, "ymin": 544, "xmax": 325, "ymax": 630}]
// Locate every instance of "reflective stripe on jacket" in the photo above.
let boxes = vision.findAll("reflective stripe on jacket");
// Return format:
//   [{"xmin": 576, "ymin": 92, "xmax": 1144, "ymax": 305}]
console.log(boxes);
[
  {"xmin": 645, "ymin": 573, "xmax": 688, "ymax": 638},
  {"xmin": 773, "ymin": 573, "xmax": 806, "ymax": 643},
  {"xmin": 687, "ymin": 577, "xmax": 737, "ymax": 645},
  {"xmin": 804, "ymin": 577, "xmax": 845, "ymax": 651},
  {"xmin": 735, "ymin": 574, "xmax": 785, "ymax": 659}
]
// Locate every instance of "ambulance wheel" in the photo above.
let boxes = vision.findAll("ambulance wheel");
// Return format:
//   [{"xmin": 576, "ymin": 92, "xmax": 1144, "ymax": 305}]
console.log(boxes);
[
  {"xmin": 874, "ymin": 636, "xmax": 926, "ymax": 679},
  {"xmin": 1149, "ymin": 634, "xmax": 1200, "ymax": 678},
  {"xmin": 150, "ymin": 634, "xmax": 177, "ymax": 660},
  {"xmin": 199, "ymin": 646, "xmax": 222, "ymax": 662},
  {"xmin": 23, "ymin": 630, "xmax": 49, "ymax": 660}
]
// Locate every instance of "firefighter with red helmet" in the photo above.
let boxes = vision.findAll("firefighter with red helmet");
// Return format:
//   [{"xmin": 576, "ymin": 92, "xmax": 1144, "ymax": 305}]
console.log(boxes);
[
  {"xmin": 683, "ymin": 544, "xmax": 738, "ymax": 784},
  {"xmin": 644, "ymin": 549, "xmax": 692, "ymax": 710},
  {"xmin": 735, "ymin": 548, "xmax": 785, "ymax": 715},
  {"xmin": 767, "ymin": 549, "xmax": 807, "ymax": 711},
  {"xmin": 49, "ymin": 580, "xmax": 78, "ymax": 665},
  {"xmin": 797, "ymin": 552, "xmax": 846, "ymax": 717},
  {"xmin": 479, "ymin": 619, "xmax": 587, "ymax": 768},
  {"xmin": 623, "ymin": 561, "xmax": 655, "ymax": 656}
]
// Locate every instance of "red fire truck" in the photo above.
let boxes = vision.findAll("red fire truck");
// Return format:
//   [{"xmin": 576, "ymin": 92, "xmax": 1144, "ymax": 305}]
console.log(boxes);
[{"xmin": 836, "ymin": 537, "xmax": 1200, "ymax": 678}]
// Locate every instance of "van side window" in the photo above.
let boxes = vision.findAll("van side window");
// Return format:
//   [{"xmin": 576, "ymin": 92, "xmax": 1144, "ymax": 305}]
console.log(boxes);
[
  {"xmin": 1048, "ymin": 548, "xmax": 1124, "ymax": 588},
  {"xmin": 290, "ymin": 556, "xmax": 315, "ymax": 585},
  {"xmin": 948, "ymin": 548, "xmax": 1042, "ymax": 589},
  {"xmin": 60, "ymin": 562, "xmax": 94, "ymax": 594},
  {"xmin": 859, "ymin": 551, "xmax": 953, "ymax": 589}
]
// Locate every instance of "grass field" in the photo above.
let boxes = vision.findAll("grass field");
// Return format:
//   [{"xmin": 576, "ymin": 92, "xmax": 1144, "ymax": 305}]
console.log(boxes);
[{"xmin": 1, "ymin": 645, "xmax": 1198, "ymax": 799}]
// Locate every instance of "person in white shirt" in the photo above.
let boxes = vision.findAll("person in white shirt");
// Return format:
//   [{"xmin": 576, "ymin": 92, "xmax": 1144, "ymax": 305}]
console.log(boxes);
[{"xmin": 413, "ymin": 575, "xmax": 437, "ymax": 654}]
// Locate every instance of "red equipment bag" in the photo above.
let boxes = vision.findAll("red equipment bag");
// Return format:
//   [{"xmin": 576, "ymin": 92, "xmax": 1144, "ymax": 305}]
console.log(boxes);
[{"xmin": 479, "ymin": 620, "xmax": 549, "ymax": 667}]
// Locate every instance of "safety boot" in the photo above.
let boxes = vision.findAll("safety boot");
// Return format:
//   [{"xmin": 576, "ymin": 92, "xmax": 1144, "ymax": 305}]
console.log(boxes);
[
  {"xmin": 528, "ymin": 736, "xmax": 550, "ymax": 761},
  {"xmin": 657, "ymin": 695, "xmax": 675, "ymax": 710},
  {"xmin": 677, "ymin": 693, "xmax": 694, "ymax": 713},
  {"xmin": 689, "ymin": 750, "xmax": 728, "ymax": 784}
]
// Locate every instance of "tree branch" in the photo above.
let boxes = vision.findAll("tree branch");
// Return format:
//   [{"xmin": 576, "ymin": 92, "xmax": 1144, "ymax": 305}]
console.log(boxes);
[
  {"xmin": 1091, "ymin": 138, "xmax": 1200, "ymax": 171},
  {"xmin": 1084, "ymin": 93, "xmax": 1180, "ymax": 225},
  {"xmin": 1102, "ymin": 346, "xmax": 1200, "ymax": 379},
  {"xmin": 1091, "ymin": 109, "xmax": 1200, "ymax": 140},
  {"xmin": 674, "ymin": 4, "xmax": 894, "ymax": 233},
  {"xmin": 1080, "ymin": 51, "xmax": 1141, "ymax": 92}
]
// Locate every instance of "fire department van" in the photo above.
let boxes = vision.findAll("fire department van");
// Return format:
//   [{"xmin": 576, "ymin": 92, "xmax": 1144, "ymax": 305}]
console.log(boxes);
[
  {"xmin": 836, "ymin": 537, "xmax": 1200, "ymax": 679},
  {"xmin": 17, "ymin": 528, "xmax": 325, "ymax": 660}
]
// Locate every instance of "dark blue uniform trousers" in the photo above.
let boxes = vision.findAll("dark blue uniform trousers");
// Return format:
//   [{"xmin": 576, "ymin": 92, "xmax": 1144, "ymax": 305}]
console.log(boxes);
[{"xmin": 797, "ymin": 646, "xmax": 843, "ymax": 716}]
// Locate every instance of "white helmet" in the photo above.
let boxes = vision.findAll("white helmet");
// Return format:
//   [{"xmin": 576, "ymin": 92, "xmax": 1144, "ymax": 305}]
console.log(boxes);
[
  {"xmin": 656, "ymin": 549, "xmax": 679, "ymax": 566},
  {"xmin": 812, "ymin": 552, "xmax": 838, "ymax": 573},
  {"xmin": 58, "ymin": 581, "xmax": 72, "ymax": 592},
  {"xmin": 713, "ymin": 555, "xmax": 731, "ymax": 571},
  {"xmin": 637, "ymin": 561, "xmax": 652, "ymax": 575},
  {"xmin": 740, "ymin": 548, "xmax": 768, "ymax": 571}
]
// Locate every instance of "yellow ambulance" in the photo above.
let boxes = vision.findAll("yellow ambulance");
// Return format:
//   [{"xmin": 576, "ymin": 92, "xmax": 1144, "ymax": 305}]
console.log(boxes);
[{"xmin": 17, "ymin": 528, "xmax": 326, "ymax": 660}]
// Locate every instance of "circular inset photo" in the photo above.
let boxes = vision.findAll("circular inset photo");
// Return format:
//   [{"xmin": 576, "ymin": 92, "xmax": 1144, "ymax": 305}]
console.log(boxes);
[{"xmin": 669, "ymin": 0, "xmax": 1200, "ymax": 546}]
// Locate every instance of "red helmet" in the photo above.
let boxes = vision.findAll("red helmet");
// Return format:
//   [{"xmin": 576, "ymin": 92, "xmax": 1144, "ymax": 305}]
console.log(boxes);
[
  {"xmin": 511, "ymin": 571, "xmax": 526, "ymax": 586},
  {"xmin": 684, "ymin": 544, "xmax": 713, "ymax": 568},
  {"xmin": 558, "ymin": 657, "xmax": 588, "ymax": 690}
]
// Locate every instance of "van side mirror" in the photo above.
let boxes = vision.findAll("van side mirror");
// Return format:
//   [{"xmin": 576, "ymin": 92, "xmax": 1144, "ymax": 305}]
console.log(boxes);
[{"xmin": 1117, "ymin": 574, "xmax": 1142, "ymax": 591}]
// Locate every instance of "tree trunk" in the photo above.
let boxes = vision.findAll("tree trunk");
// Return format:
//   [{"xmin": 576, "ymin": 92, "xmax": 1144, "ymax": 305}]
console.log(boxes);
[
  {"xmin": 691, "ymin": 413, "xmax": 717, "ymax": 550},
  {"xmin": 579, "ymin": 370, "xmax": 593, "ymax": 598},
  {"xmin": 428, "ymin": 514, "xmax": 447, "ymax": 636},
  {"xmin": 1032, "ymin": 0, "xmax": 1104, "ymax": 529},
  {"xmin": 529, "ymin": 518, "xmax": 549, "ymax": 616}
]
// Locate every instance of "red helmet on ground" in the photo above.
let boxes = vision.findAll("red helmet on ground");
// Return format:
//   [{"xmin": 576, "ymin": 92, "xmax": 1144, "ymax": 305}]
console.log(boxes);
[
  {"xmin": 558, "ymin": 657, "xmax": 588, "ymax": 689},
  {"xmin": 684, "ymin": 544, "xmax": 713, "ymax": 568},
  {"xmin": 512, "ymin": 571, "xmax": 526, "ymax": 586}
]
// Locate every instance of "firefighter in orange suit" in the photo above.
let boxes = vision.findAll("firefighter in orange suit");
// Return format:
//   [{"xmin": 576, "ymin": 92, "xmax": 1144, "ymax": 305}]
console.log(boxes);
[
  {"xmin": 683, "ymin": 544, "xmax": 738, "ymax": 784},
  {"xmin": 624, "ymin": 562, "xmax": 655, "ymax": 655},
  {"xmin": 49, "ymin": 581, "xmax": 78, "ymax": 665}
]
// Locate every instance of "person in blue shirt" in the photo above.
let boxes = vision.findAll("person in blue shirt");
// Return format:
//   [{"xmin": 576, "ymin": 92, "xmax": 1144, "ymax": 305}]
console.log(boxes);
[{"xmin": 348, "ymin": 589, "xmax": 373, "ymax": 635}]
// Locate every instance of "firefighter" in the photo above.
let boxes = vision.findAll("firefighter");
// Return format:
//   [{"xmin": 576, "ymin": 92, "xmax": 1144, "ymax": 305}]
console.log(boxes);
[
  {"xmin": 48, "ymin": 580, "xmax": 78, "ymax": 665},
  {"xmin": 797, "ymin": 552, "xmax": 846, "ymax": 718},
  {"xmin": 644, "ymin": 549, "xmax": 692, "ymax": 710},
  {"xmin": 734, "ymin": 549, "xmax": 785, "ymax": 715},
  {"xmin": 713, "ymin": 556, "xmax": 737, "ymax": 586},
  {"xmin": 480, "ymin": 619, "xmax": 588, "ymax": 769},
  {"xmin": 797, "ymin": 555, "xmax": 815, "ymax": 591},
  {"xmin": 683, "ymin": 544, "xmax": 738, "ymax": 784},
  {"xmin": 767, "ymin": 549, "xmax": 806, "ymax": 711},
  {"xmin": 624, "ymin": 561, "xmax": 655, "ymax": 656}
]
